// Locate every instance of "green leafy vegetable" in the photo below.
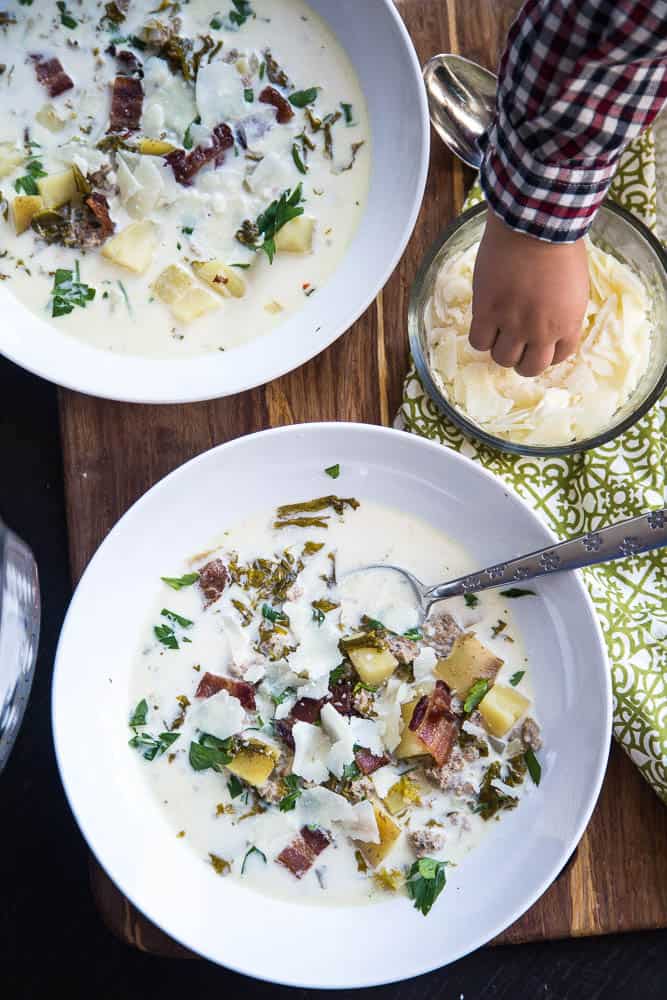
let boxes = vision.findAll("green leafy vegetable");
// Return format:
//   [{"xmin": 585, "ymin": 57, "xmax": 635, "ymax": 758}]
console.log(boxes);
[
  {"xmin": 463, "ymin": 678, "xmax": 490, "ymax": 715},
  {"xmin": 289, "ymin": 87, "xmax": 318, "ymax": 108},
  {"xmin": 475, "ymin": 761, "xmax": 518, "ymax": 820},
  {"xmin": 189, "ymin": 733, "xmax": 234, "ymax": 772},
  {"xmin": 236, "ymin": 184, "xmax": 304, "ymax": 263},
  {"xmin": 14, "ymin": 148, "xmax": 47, "ymax": 196},
  {"xmin": 129, "ymin": 730, "xmax": 179, "ymax": 761},
  {"xmin": 524, "ymin": 748, "xmax": 541, "ymax": 786},
  {"xmin": 161, "ymin": 572, "xmax": 199, "ymax": 590},
  {"xmin": 324, "ymin": 464, "xmax": 340, "ymax": 479},
  {"xmin": 50, "ymin": 263, "xmax": 96, "ymax": 319},
  {"xmin": 57, "ymin": 1, "xmax": 77, "ymax": 29},
  {"xmin": 499, "ymin": 588, "xmax": 536, "ymax": 599},
  {"xmin": 129, "ymin": 698, "xmax": 148, "ymax": 727},
  {"xmin": 278, "ymin": 774, "xmax": 301, "ymax": 812},
  {"xmin": 241, "ymin": 845, "xmax": 267, "ymax": 874},
  {"xmin": 161, "ymin": 608, "xmax": 194, "ymax": 628},
  {"xmin": 342, "ymin": 760, "xmax": 361, "ymax": 782},
  {"xmin": 154, "ymin": 623, "xmax": 179, "ymax": 649},
  {"xmin": 340, "ymin": 102, "xmax": 355, "ymax": 125},
  {"xmin": 406, "ymin": 858, "xmax": 447, "ymax": 916},
  {"xmin": 403, "ymin": 627, "xmax": 422, "ymax": 641},
  {"xmin": 227, "ymin": 774, "xmax": 245, "ymax": 798},
  {"xmin": 509, "ymin": 670, "xmax": 525, "ymax": 687},
  {"xmin": 464, "ymin": 593, "xmax": 479, "ymax": 608}
]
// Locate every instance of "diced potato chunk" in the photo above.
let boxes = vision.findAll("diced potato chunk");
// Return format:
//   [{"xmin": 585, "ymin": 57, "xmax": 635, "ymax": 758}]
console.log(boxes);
[
  {"xmin": 170, "ymin": 288, "xmax": 219, "ymax": 323},
  {"xmin": 348, "ymin": 646, "xmax": 398, "ymax": 687},
  {"xmin": 227, "ymin": 743, "xmax": 279, "ymax": 787},
  {"xmin": 37, "ymin": 169, "xmax": 78, "ymax": 210},
  {"xmin": 478, "ymin": 684, "xmax": 531, "ymax": 738},
  {"xmin": 274, "ymin": 215, "xmax": 315, "ymax": 253},
  {"xmin": 0, "ymin": 142, "xmax": 24, "ymax": 180},
  {"xmin": 383, "ymin": 775, "xmax": 422, "ymax": 816},
  {"xmin": 102, "ymin": 221, "xmax": 157, "ymax": 274},
  {"xmin": 35, "ymin": 104, "xmax": 68, "ymax": 132},
  {"xmin": 12, "ymin": 195, "xmax": 44, "ymax": 235},
  {"xmin": 395, "ymin": 699, "xmax": 428, "ymax": 759},
  {"xmin": 153, "ymin": 264, "xmax": 194, "ymax": 305},
  {"xmin": 357, "ymin": 802, "xmax": 401, "ymax": 867},
  {"xmin": 138, "ymin": 138, "xmax": 176, "ymax": 156},
  {"xmin": 192, "ymin": 260, "xmax": 246, "ymax": 299},
  {"xmin": 435, "ymin": 634, "xmax": 503, "ymax": 696}
]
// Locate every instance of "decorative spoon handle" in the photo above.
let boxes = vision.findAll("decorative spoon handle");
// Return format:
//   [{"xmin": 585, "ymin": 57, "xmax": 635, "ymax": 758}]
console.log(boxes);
[{"xmin": 423, "ymin": 508, "xmax": 667, "ymax": 607}]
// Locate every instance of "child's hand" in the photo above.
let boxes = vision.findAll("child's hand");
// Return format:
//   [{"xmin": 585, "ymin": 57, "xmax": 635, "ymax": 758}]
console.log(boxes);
[{"xmin": 469, "ymin": 210, "xmax": 590, "ymax": 377}]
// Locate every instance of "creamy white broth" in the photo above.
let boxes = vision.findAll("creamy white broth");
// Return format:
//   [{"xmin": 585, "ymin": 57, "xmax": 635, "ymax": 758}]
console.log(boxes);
[
  {"xmin": 129, "ymin": 497, "xmax": 539, "ymax": 909},
  {"xmin": 0, "ymin": 0, "xmax": 369, "ymax": 357}
]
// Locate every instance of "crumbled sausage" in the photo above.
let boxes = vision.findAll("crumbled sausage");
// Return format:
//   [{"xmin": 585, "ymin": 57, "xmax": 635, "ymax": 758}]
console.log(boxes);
[
  {"xmin": 347, "ymin": 776, "xmax": 374, "ymax": 802},
  {"xmin": 408, "ymin": 826, "xmax": 446, "ymax": 857},
  {"xmin": 425, "ymin": 748, "xmax": 475, "ymax": 795},
  {"xmin": 521, "ymin": 717, "xmax": 542, "ymax": 751},
  {"xmin": 385, "ymin": 634, "xmax": 420, "ymax": 664},
  {"xmin": 198, "ymin": 558, "xmax": 229, "ymax": 607},
  {"xmin": 352, "ymin": 687, "xmax": 374, "ymax": 716},
  {"xmin": 257, "ymin": 777, "xmax": 284, "ymax": 805},
  {"xmin": 422, "ymin": 610, "xmax": 462, "ymax": 659}
]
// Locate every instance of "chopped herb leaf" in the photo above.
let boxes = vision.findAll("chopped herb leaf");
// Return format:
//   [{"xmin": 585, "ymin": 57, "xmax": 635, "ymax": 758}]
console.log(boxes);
[
  {"xmin": 353, "ymin": 681, "xmax": 378, "ymax": 694},
  {"xmin": 183, "ymin": 116, "xmax": 201, "ymax": 151},
  {"xmin": 312, "ymin": 606, "xmax": 325, "ymax": 625},
  {"xmin": 464, "ymin": 593, "xmax": 479, "ymax": 608},
  {"xmin": 292, "ymin": 142, "xmax": 307, "ymax": 175},
  {"xmin": 210, "ymin": 17, "xmax": 223, "ymax": 29},
  {"xmin": 278, "ymin": 773, "xmax": 301, "ymax": 812},
  {"xmin": 262, "ymin": 603, "xmax": 290, "ymax": 627},
  {"xmin": 342, "ymin": 760, "xmax": 361, "ymax": 782},
  {"xmin": 403, "ymin": 627, "xmax": 422, "ymax": 641},
  {"xmin": 491, "ymin": 619, "xmax": 507, "ymax": 639},
  {"xmin": 161, "ymin": 572, "xmax": 199, "ymax": 590},
  {"xmin": 524, "ymin": 748, "xmax": 541, "ymax": 786},
  {"xmin": 406, "ymin": 857, "xmax": 447, "ymax": 916},
  {"xmin": 476, "ymin": 760, "xmax": 518, "ymax": 820},
  {"xmin": 189, "ymin": 733, "xmax": 234, "ymax": 772},
  {"xmin": 241, "ymin": 845, "xmax": 267, "ymax": 874},
  {"xmin": 228, "ymin": 0, "xmax": 254, "ymax": 28},
  {"xmin": 340, "ymin": 102, "xmax": 355, "ymax": 125},
  {"xmin": 209, "ymin": 853, "xmax": 231, "ymax": 875},
  {"xmin": 227, "ymin": 774, "xmax": 245, "ymax": 798},
  {"xmin": 14, "ymin": 151, "xmax": 47, "ymax": 196},
  {"xmin": 129, "ymin": 698, "xmax": 148, "ymax": 727},
  {"xmin": 324, "ymin": 464, "xmax": 340, "ymax": 479},
  {"xmin": 236, "ymin": 184, "xmax": 304, "ymax": 264},
  {"xmin": 271, "ymin": 688, "xmax": 294, "ymax": 706},
  {"xmin": 499, "ymin": 588, "xmax": 537, "ymax": 599},
  {"xmin": 244, "ymin": 87, "xmax": 254, "ymax": 102},
  {"xmin": 129, "ymin": 730, "xmax": 179, "ymax": 761},
  {"xmin": 56, "ymin": 1, "xmax": 77, "ymax": 29},
  {"xmin": 329, "ymin": 663, "xmax": 346, "ymax": 685},
  {"xmin": 50, "ymin": 263, "xmax": 96, "ymax": 318},
  {"xmin": 154, "ymin": 623, "xmax": 179, "ymax": 649},
  {"xmin": 161, "ymin": 608, "xmax": 194, "ymax": 628},
  {"xmin": 289, "ymin": 87, "xmax": 318, "ymax": 108},
  {"xmin": 509, "ymin": 670, "xmax": 525, "ymax": 687},
  {"xmin": 463, "ymin": 678, "xmax": 490, "ymax": 715}
]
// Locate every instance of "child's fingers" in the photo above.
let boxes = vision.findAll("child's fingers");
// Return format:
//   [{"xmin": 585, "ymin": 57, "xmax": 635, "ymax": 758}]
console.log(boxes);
[
  {"xmin": 491, "ymin": 329, "xmax": 525, "ymax": 368},
  {"xmin": 552, "ymin": 337, "xmax": 578, "ymax": 365},
  {"xmin": 468, "ymin": 313, "xmax": 497, "ymax": 352},
  {"xmin": 516, "ymin": 342, "xmax": 555, "ymax": 377}
]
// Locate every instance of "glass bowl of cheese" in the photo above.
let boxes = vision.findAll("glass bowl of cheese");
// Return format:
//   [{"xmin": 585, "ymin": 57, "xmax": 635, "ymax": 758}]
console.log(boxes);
[{"xmin": 409, "ymin": 201, "xmax": 667, "ymax": 455}]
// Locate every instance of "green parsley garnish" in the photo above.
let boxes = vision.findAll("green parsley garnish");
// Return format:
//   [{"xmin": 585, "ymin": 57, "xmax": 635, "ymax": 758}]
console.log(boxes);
[
  {"xmin": 499, "ymin": 588, "xmax": 536, "ymax": 598},
  {"xmin": 340, "ymin": 102, "xmax": 355, "ymax": 125},
  {"xmin": 210, "ymin": 16, "xmax": 223, "ymax": 29},
  {"xmin": 14, "ymin": 145, "xmax": 47, "ymax": 196},
  {"xmin": 129, "ymin": 730, "xmax": 179, "ymax": 761},
  {"xmin": 50, "ymin": 263, "xmax": 96, "ymax": 318},
  {"xmin": 154, "ymin": 624, "xmax": 178, "ymax": 649},
  {"xmin": 509, "ymin": 670, "xmax": 525, "ymax": 686},
  {"xmin": 406, "ymin": 858, "xmax": 447, "ymax": 916},
  {"xmin": 463, "ymin": 678, "xmax": 490, "ymax": 715},
  {"xmin": 241, "ymin": 845, "xmax": 267, "ymax": 874},
  {"xmin": 129, "ymin": 698, "xmax": 148, "ymax": 727},
  {"xmin": 57, "ymin": 1, "xmax": 77, "ymax": 29},
  {"xmin": 189, "ymin": 733, "xmax": 234, "ymax": 772},
  {"xmin": 403, "ymin": 627, "xmax": 422, "ymax": 641},
  {"xmin": 227, "ymin": 774, "xmax": 245, "ymax": 798},
  {"xmin": 262, "ymin": 603, "xmax": 290, "ymax": 627},
  {"xmin": 183, "ymin": 116, "xmax": 201, "ymax": 150},
  {"xmin": 161, "ymin": 572, "xmax": 199, "ymax": 590},
  {"xmin": 278, "ymin": 774, "xmax": 301, "ymax": 812},
  {"xmin": 236, "ymin": 184, "xmax": 304, "ymax": 263},
  {"xmin": 342, "ymin": 760, "xmax": 361, "ymax": 782},
  {"xmin": 329, "ymin": 664, "xmax": 346, "ymax": 685},
  {"xmin": 244, "ymin": 87, "xmax": 254, "ymax": 102},
  {"xmin": 324, "ymin": 464, "xmax": 340, "ymax": 479},
  {"xmin": 464, "ymin": 593, "xmax": 479, "ymax": 608},
  {"xmin": 289, "ymin": 87, "xmax": 318, "ymax": 108},
  {"xmin": 228, "ymin": 0, "xmax": 253, "ymax": 28},
  {"xmin": 271, "ymin": 688, "xmax": 294, "ymax": 706},
  {"xmin": 524, "ymin": 748, "xmax": 542, "ymax": 785},
  {"xmin": 161, "ymin": 608, "xmax": 194, "ymax": 629}
]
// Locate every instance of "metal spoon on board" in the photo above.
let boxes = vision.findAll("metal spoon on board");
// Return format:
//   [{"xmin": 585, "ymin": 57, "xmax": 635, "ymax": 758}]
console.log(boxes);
[
  {"xmin": 422, "ymin": 53, "xmax": 497, "ymax": 170},
  {"xmin": 346, "ymin": 509, "xmax": 667, "ymax": 622}
]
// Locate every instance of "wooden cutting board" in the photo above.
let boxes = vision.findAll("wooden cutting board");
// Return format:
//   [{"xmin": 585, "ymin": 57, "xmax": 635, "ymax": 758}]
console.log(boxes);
[{"xmin": 58, "ymin": 0, "xmax": 667, "ymax": 957}]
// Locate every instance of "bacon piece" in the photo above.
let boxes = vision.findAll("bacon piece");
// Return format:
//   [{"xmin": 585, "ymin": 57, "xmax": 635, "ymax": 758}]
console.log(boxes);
[
  {"xmin": 195, "ymin": 671, "xmax": 256, "ymax": 711},
  {"xmin": 32, "ymin": 56, "xmax": 74, "ymax": 98},
  {"xmin": 108, "ymin": 76, "xmax": 143, "ymax": 133},
  {"xmin": 330, "ymin": 679, "xmax": 354, "ymax": 716},
  {"xmin": 276, "ymin": 826, "xmax": 331, "ymax": 879},
  {"xmin": 84, "ymin": 193, "xmax": 115, "ymax": 240},
  {"xmin": 354, "ymin": 747, "xmax": 389, "ymax": 776},
  {"xmin": 198, "ymin": 559, "xmax": 229, "ymax": 607},
  {"xmin": 166, "ymin": 123, "xmax": 234, "ymax": 186},
  {"xmin": 259, "ymin": 85, "xmax": 294, "ymax": 124},
  {"xmin": 291, "ymin": 697, "xmax": 324, "ymax": 724},
  {"xmin": 409, "ymin": 680, "xmax": 459, "ymax": 767}
]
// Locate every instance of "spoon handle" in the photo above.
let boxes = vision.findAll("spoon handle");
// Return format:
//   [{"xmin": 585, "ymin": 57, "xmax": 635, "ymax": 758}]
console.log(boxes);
[{"xmin": 423, "ymin": 508, "xmax": 667, "ymax": 607}]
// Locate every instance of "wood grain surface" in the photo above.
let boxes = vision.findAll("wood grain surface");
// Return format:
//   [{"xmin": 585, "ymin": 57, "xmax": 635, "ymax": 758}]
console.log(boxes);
[{"xmin": 57, "ymin": 0, "xmax": 667, "ymax": 959}]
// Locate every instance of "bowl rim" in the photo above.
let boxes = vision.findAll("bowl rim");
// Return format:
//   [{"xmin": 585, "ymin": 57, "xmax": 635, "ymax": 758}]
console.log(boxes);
[
  {"xmin": 409, "ymin": 199, "xmax": 667, "ymax": 457},
  {"xmin": 51, "ymin": 421, "xmax": 612, "ymax": 988},
  {"xmin": 0, "ymin": 0, "xmax": 430, "ymax": 406}
]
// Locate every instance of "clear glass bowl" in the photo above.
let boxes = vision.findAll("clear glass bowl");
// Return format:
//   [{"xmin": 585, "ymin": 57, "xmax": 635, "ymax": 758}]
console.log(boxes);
[
  {"xmin": 0, "ymin": 520, "xmax": 40, "ymax": 774},
  {"xmin": 409, "ymin": 201, "xmax": 667, "ymax": 456}
]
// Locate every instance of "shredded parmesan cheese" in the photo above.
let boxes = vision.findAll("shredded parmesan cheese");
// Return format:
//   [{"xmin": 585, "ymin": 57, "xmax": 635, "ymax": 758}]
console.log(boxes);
[{"xmin": 426, "ymin": 240, "xmax": 653, "ymax": 445}]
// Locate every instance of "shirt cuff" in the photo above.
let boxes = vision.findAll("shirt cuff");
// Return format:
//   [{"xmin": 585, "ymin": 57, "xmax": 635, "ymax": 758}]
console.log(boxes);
[{"xmin": 478, "ymin": 121, "xmax": 617, "ymax": 244}]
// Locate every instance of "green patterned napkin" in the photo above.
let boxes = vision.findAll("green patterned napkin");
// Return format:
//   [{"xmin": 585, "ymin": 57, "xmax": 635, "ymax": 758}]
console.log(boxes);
[{"xmin": 399, "ymin": 128, "xmax": 667, "ymax": 802}]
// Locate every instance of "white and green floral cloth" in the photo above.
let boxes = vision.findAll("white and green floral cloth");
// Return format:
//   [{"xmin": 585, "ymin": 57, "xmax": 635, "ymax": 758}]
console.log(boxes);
[{"xmin": 398, "ymin": 125, "xmax": 667, "ymax": 802}]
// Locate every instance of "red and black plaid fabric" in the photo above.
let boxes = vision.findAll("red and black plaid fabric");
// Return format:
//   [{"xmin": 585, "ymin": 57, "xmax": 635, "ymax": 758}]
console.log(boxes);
[{"xmin": 480, "ymin": 0, "xmax": 667, "ymax": 243}]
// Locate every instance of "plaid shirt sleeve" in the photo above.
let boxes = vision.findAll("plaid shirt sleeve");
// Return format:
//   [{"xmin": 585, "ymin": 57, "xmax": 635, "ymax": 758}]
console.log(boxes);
[{"xmin": 480, "ymin": 0, "xmax": 667, "ymax": 243}]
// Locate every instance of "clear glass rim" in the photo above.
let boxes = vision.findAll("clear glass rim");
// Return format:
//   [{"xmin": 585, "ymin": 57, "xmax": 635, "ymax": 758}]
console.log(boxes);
[{"xmin": 408, "ymin": 199, "xmax": 667, "ymax": 458}]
